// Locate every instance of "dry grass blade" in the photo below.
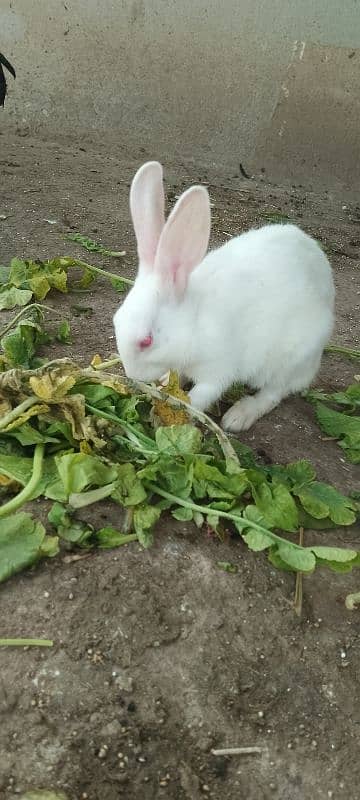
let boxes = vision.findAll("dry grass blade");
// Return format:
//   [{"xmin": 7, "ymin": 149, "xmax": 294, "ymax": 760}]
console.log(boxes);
[
  {"xmin": 294, "ymin": 527, "xmax": 304, "ymax": 617},
  {"xmin": 211, "ymin": 746, "xmax": 264, "ymax": 756}
]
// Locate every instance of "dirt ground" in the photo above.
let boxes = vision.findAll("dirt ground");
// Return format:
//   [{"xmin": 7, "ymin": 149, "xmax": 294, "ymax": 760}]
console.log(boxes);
[{"xmin": 0, "ymin": 134, "xmax": 359, "ymax": 800}]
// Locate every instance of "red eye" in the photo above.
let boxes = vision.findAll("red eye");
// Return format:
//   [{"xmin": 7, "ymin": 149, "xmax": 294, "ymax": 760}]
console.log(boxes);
[{"xmin": 138, "ymin": 334, "xmax": 153, "ymax": 350}]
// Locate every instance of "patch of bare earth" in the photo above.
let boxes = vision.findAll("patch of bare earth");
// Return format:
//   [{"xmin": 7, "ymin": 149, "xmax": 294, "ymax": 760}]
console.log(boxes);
[{"xmin": 0, "ymin": 134, "xmax": 359, "ymax": 800}]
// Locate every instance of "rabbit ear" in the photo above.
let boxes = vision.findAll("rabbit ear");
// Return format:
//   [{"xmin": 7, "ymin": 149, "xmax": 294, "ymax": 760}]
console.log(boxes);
[
  {"xmin": 154, "ymin": 186, "xmax": 211, "ymax": 296},
  {"xmin": 130, "ymin": 161, "xmax": 165, "ymax": 270}
]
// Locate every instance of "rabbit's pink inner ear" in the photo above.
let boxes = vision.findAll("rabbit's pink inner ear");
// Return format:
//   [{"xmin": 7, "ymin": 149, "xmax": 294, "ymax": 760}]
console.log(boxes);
[
  {"xmin": 154, "ymin": 186, "xmax": 211, "ymax": 295},
  {"xmin": 129, "ymin": 161, "xmax": 165, "ymax": 270}
]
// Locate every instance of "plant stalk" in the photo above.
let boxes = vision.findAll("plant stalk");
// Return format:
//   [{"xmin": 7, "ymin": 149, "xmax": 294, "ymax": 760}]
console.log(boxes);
[
  {"xmin": 73, "ymin": 259, "xmax": 134, "ymax": 287},
  {"xmin": 0, "ymin": 443, "xmax": 44, "ymax": 517},
  {"xmin": 0, "ymin": 396, "xmax": 40, "ymax": 432}
]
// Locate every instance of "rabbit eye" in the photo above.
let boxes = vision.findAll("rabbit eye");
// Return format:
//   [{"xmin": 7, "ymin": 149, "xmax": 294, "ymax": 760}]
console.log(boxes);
[{"xmin": 138, "ymin": 334, "xmax": 153, "ymax": 350}]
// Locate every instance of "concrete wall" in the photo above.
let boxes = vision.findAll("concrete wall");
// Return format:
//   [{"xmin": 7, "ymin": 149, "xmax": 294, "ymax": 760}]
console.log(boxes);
[{"xmin": 1, "ymin": 0, "xmax": 360, "ymax": 187}]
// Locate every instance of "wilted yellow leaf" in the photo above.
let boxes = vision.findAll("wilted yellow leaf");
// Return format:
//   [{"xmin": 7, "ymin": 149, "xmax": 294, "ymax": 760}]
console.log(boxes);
[
  {"xmin": 0, "ymin": 400, "xmax": 11, "ymax": 416},
  {"xmin": 100, "ymin": 377, "xmax": 128, "ymax": 395},
  {"xmin": 91, "ymin": 354, "xmax": 103, "ymax": 367},
  {"xmin": 153, "ymin": 371, "xmax": 190, "ymax": 426},
  {"xmin": 80, "ymin": 440, "xmax": 92, "ymax": 454},
  {"xmin": 28, "ymin": 274, "xmax": 51, "ymax": 301},
  {"xmin": 2, "ymin": 403, "xmax": 49, "ymax": 431},
  {"xmin": 29, "ymin": 372, "xmax": 76, "ymax": 402},
  {"xmin": 0, "ymin": 474, "xmax": 21, "ymax": 490}
]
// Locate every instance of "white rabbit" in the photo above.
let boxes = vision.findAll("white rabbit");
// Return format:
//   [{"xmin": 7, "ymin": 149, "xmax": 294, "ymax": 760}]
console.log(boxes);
[{"xmin": 113, "ymin": 161, "xmax": 335, "ymax": 431}]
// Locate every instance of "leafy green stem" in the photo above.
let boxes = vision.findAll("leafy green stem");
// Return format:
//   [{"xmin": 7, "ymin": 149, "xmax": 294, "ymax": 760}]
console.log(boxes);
[
  {"xmin": 91, "ymin": 356, "xmax": 122, "ymax": 371},
  {"xmin": 0, "ymin": 303, "xmax": 54, "ymax": 338},
  {"xmin": 0, "ymin": 443, "xmax": 44, "ymax": 518},
  {"xmin": 73, "ymin": 259, "xmax": 134, "ymax": 287},
  {"xmin": 325, "ymin": 344, "xmax": 360, "ymax": 360},
  {"xmin": 146, "ymin": 482, "xmax": 304, "ymax": 550},
  {"xmin": 85, "ymin": 403, "xmax": 157, "ymax": 451}
]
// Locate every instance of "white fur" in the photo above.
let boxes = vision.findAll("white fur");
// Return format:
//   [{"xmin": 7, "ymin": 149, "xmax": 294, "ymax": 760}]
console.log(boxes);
[{"xmin": 113, "ymin": 161, "xmax": 335, "ymax": 431}]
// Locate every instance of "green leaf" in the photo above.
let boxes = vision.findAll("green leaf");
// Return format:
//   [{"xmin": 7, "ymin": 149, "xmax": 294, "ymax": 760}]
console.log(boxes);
[
  {"xmin": 9, "ymin": 257, "xmax": 69, "ymax": 300},
  {"xmin": 155, "ymin": 424, "xmax": 202, "ymax": 455},
  {"xmin": 48, "ymin": 502, "xmax": 69, "ymax": 528},
  {"xmin": 277, "ymin": 543, "xmax": 316, "ymax": 573},
  {"xmin": 193, "ymin": 511, "xmax": 204, "ymax": 528},
  {"xmin": 95, "ymin": 527, "xmax": 138, "ymax": 548},
  {"xmin": 193, "ymin": 457, "xmax": 248, "ymax": 499},
  {"xmin": 79, "ymin": 383, "xmax": 117, "ymax": 405},
  {"xmin": 316, "ymin": 403, "xmax": 360, "ymax": 438},
  {"xmin": 111, "ymin": 463, "xmax": 147, "ymax": 507},
  {"xmin": 298, "ymin": 506, "xmax": 338, "ymax": 530},
  {"xmin": 296, "ymin": 481, "xmax": 357, "ymax": 525},
  {"xmin": 133, "ymin": 505, "xmax": 161, "ymax": 547},
  {"xmin": 252, "ymin": 480, "xmax": 298, "ymax": 532},
  {"xmin": 48, "ymin": 502, "xmax": 93, "ymax": 545},
  {"xmin": 206, "ymin": 512, "xmax": 220, "ymax": 532},
  {"xmin": 116, "ymin": 395, "xmax": 141, "ymax": 422},
  {"xmin": 76, "ymin": 268, "xmax": 95, "ymax": 289},
  {"xmin": 8, "ymin": 258, "xmax": 28, "ymax": 286},
  {"xmin": 209, "ymin": 499, "xmax": 235, "ymax": 511},
  {"xmin": 0, "ymin": 512, "xmax": 59, "ymax": 583},
  {"xmin": 308, "ymin": 384, "xmax": 360, "ymax": 409},
  {"xmin": 172, "ymin": 506, "xmax": 193, "ymax": 521},
  {"xmin": 66, "ymin": 232, "xmax": 104, "ymax": 251},
  {"xmin": 230, "ymin": 439, "xmax": 258, "ymax": 468},
  {"xmin": 241, "ymin": 504, "xmax": 268, "ymax": 529},
  {"xmin": 56, "ymin": 320, "xmax": 72, "ymax": 344},
  {"xmin": 311, "ymin": 545, "xmax": 358, "ymax": 564},
  {"xmin": 314, "ymin": 402, "xmax": 360, "ymax": 463},
  {"xmin": 217, "ymin": 561, "xmax": 238, "ymax": 573},
  {"xmin": 287, "ymin": 460, "xmax": 317, "ymax": 489},
  {"xmin": 0, "ymin": 452, "xmax": 61, "ymax": 500},
  {"xmin": 65, "ymin": 232, "xmax": 120, "ymax": 257},
  {"xmin": 268, "ymin": 547, "xmax": 297, "ymax": 572},
  {"xmin": 55, "ymin": 453, "xmax": 118, "ymax": 498},
  {"xmin": 110, "ymin": 277, "xmax": 127, "ymax": 292},
  {"xmin": 44, "ymin": 420, "xmax": 75, "ymax": 445},
  {"xmin": 242, "ymin": 529, "xmax": 274, "ymax": 551},
  {"xmin": 0, "ymin": 285, "xmax": 33, "ymax": 309},
  {"xmin": 2, "ymin": 422, "xmax": 58, "ymax": 446},
  {"xmin": 1, "ymin": 319, "xmax": 43, "ymax": 368},
  {"xmin": 164, "ymin": 459, "xmax": 194, "ymax": 498}
]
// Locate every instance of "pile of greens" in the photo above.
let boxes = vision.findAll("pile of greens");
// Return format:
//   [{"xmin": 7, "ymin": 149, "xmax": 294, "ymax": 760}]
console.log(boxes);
[
  {"xmin": 0, "ymin": 357, "xmax": 359, "ymax": 584},
  {"xmin": 0, "ymin": 240, "xmax": 359, "ymax": 593},
  {"xmin": 307, "ymin": 383, "xmax": 360, "ymax": 464}
]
